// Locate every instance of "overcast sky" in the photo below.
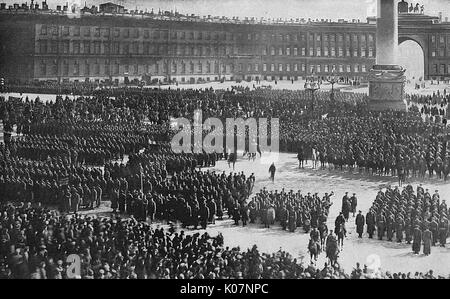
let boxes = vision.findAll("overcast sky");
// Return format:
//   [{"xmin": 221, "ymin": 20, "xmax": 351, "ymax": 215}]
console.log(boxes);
[{"xmin": 8, "ymin": 0, "xmax": 450, "ymax": 19}]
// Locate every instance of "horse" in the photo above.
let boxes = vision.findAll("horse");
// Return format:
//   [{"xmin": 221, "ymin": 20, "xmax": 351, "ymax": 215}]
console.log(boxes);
[
  {"xmin": 303, "ymin": 218, "xmax": 311, "ymax": 233},
  {"xmin": 336, "ymin": 223, "xmax": 346, "ymax": 250},
  {"xmin": 326, "ymin": 236, "xmax": 339, "ymax": 267},
  {"xmin": 308, "ymin": 238, "xmax": 320, "ymax": 265},
  {"xmin": 311, "ymin": 148, "xmax": 319, "ymax": 169},
  {"xmin": 319, "ymin": 151, "xmax": 326, "ymax": 169},
  {"xmin": 318, "ymin": 222, "xmax": 328, "ymax": 249}
]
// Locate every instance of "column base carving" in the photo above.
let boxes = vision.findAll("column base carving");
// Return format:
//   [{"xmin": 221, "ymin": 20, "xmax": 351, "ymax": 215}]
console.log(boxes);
[{"xmin": 368, "ymin": 65, "xmax": 407, "ymax": 111}]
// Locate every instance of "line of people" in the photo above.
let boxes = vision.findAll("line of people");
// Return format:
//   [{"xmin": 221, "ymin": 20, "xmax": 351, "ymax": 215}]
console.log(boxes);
[{"xmin": 352, "ymin": 185, "xmax": 449, "ymax": 256}]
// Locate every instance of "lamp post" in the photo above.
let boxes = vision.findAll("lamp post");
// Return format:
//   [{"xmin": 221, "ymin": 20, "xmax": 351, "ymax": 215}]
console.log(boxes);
[
  {"xmin": 304, "ymin": 74, "xmax": 320, "ymax": 116},
  {"xmin": 327, "ymin": 67, "xmax": 338, "ymax": 112},
  {"xmin": 327, "ymin": 68, "xmax": 338, "ymax": 99}
]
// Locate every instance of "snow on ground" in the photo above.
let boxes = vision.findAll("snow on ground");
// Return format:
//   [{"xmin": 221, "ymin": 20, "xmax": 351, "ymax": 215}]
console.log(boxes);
[
  {"xmin": 72, "ymin": 152, "xmax": 450, "ymax": 275},
  {"xmin": 1, "ymin": 80, "xmax": 448, "ymax": 102},
  {"xmin": 200, "ymin": 152, "xmax": 450, "ymax": 275},
  {"xmin": 1, "ymin": 81, "xmax": 449, "ymax": 274}
]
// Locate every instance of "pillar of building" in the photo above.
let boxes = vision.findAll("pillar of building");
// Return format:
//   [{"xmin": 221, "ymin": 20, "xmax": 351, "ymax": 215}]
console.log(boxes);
[
  {"xmin": 377, "ymin": 0, "xmax": 398, "ymax": 65},
  {"xmin": 368, "ymin": 0, "xmax": 406, "ymax": 111}
]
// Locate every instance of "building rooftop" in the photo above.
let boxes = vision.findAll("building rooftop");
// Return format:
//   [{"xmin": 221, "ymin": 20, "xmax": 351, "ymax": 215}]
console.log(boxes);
[{"xmin": 0, "ymin": 1, "xmax": 447, "ymax": 26}]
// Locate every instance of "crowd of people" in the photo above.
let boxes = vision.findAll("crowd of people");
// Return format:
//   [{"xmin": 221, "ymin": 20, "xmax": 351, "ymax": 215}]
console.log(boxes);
[
  {"xmin": 244, "ymin": 189, "xmax": 333, "ymax": 233},
  {"xmin": 362, "ymin": 185, "xmax": 449, "ymax": 254},
  {"xmin": 406, "ymin": 90, "xmax": 449, "ymax": 126},
  {"xmin": 1, "ymin": 83, "xmax": 449, "ymax": 279},
  {"xmin": 1, "ymin": 203, "xmax": 448, "ymax": 279}
]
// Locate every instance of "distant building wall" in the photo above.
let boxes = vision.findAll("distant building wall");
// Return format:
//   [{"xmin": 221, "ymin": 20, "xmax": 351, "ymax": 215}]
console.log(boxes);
[{"xmin": 0, "ymin": 10, "xmax": 448, "ymax": 84}]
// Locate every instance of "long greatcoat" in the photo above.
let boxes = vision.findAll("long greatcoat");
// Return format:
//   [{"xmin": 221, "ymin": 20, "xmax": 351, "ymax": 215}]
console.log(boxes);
[
  {"xmin": 356, "ymin": 214, "xmax": 365, "ymax": 235},
  {"xmin": 422, "ymin": 229, "xmax": 432, "ymax": 255},
  {"xmin": 412, "ymin": 228, "xmax": 422, "ymax": 253}
]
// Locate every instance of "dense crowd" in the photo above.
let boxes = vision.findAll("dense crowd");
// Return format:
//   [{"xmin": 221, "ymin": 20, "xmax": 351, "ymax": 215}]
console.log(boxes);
[
  {"xmin": 406, "ymin": 90, "xmax": 449, "ymax": 125},
  {"xmin": 244, "ymin": 189, "xmax": 333, "ymax": 233},
  {"xmin": 1, "ymin": 84, "xmax": 449, "ymax": 279},
  {"xmin": 1, "ymin": 203, "xmax": 448, "ymax": 279},
  {"xmin": 361, "ymin": 185, "xmax": 449, "ymax": 254},
  {"xmin": 295, "ymin": 113, "xmax": 449, "ymax": 180}
]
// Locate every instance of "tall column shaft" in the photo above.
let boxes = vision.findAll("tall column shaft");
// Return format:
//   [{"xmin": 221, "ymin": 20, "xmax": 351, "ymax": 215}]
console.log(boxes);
[{"xmin": 376, "ymin": 0, "xmax": 398, "ymax": 65}]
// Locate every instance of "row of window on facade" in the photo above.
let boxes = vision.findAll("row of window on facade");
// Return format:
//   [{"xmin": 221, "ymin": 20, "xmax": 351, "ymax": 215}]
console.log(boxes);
[
  {"xmin": 37, "ymin": 40, "xmax": 235, "ymax": 56},
  {"xmin": 39, "ymin": 60, "xmax": 228, "ymax": 76},
  {"xmin": 430, "ymin": 48, "xmax": 450, "ymax": 57},
  {"xmin": 37, "ymin": 40, "xmax": 377, "ymax": 58},
  {"xmin": 245, "ymin": 63, "xmax": 369, "ymax": 73},
  {"xmin": 38, "ymin": 60, "xmax": 372, "ymax": 76},
  {"xmin": 38, "ymin": 24, "xmax": 376, "ymax": 45},
  {"xmin": 39, "ymin": 24, "xmax": 234, "ymax": 41},
  {"xmin": 245, "ymin": 32, "xmax": 375, "ymax": 44},
  {"xmin": 263, "ymin": 45, "xmax": 374, "ymax": 57},
  {"xmin": 431, "ymin": 64, "xmax": 450, "ymax": 75},
  {"xmin": 430, "ymin": 35, "xmax": 450, "ymax": 44}
]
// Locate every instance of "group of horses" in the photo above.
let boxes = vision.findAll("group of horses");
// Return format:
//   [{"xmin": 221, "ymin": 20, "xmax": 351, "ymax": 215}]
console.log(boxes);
[
  {"xmin": 308, "ymin": 223, "xmax": 346, "ymax": 267},
  {"xmin": 297, "ymin": 146, "xmax": 448, "ymax": 182}
]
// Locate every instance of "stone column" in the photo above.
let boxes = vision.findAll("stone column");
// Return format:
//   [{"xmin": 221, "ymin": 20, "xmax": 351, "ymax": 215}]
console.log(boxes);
[
  {"xmin": 368, "ymin": 0, "xmax": 406, "ymax": 111},
  {"xmin": 376, "ymin": 0, "xmax": 398, "ymax": 66}
]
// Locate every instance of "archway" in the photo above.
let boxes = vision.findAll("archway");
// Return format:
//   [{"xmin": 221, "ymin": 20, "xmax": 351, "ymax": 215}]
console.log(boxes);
[{"xmin": 398, "ymin": 38, "xmax": 425, "ymax": 82}]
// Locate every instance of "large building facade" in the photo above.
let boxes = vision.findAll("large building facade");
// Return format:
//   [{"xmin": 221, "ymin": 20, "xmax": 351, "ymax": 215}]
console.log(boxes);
[{"xmin": 0, "ymin": 2, "xmax": 449, "ymax": 84}]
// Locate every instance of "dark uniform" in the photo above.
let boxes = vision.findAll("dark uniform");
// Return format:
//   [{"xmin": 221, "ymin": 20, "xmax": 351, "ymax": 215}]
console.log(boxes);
[
  {"xmin": 377, "ymin": 213, "xmax": 386, "ymax": 240},
  {"xmin": 366, "ymin": 210, "xmax": 376, "ymax": 239},
  {"xmin": 355, "ymin": 211, "xmax": 365, "ymax": 238}
]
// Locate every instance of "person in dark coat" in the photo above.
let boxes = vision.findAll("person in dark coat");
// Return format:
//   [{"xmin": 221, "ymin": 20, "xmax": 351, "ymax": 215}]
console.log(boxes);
[
  {"xmin": 71, "ymin": 190, "xmax": 81, "ymax": 214},
  {"xmin": 207, "ymin": 199, "xmax": 216, "ymax": 224},
  {"xmin": 422, "ymin": 228, "xmax": 432, "ymax": 255},
  {"xmin": 366, "ymin": 209, "xmax": 376, "ymax": 239},
  {"xmin": 386, "ymin": 214, "xmax": 395, "ymax": 241},
  {"xmin": 216, "ymin": 198, "xmax": 223, "ymax": 220},
  {"xmin": 118, "ymin": 191, "xmax": 126, "ymax": 214},
  {"xmin": 191, "ymin": 202, "xmax": 199, "ymax": 229},
  {"xmin": 334, "ymin": 212, "xmax": 345, "ymax": 235},
  {"xmin": 377, "ymin": 213, "xmax": 386, "ymax": 240},
  {"xmin": 232, "ymin": 203, "xmax": 240, "ymax": 226},
  {"xmin": 249, "ymin": 202, "xmax": 258, "ymax": 224},
  {"xmin": 268, "ymin": 163, "xmax": 276, "ymax": 182},
  {"xmin": 110, "ymin": 188, "xmax": 119, "ymax": 213},
  {"xmin": 279, "ymin": 205, "xmax": 288, "ymax": 230},
  {"xmin": 438, "ymin": 218, "xmax": 448, "ymax": 247},
  {"xmin": 350, "ymin": 193, "xmax": 358, "ymax": 217},
  {"xmin": 240, "ymin": 204, "xmax": 249, "ymax": 227},
  {"xmin": 288, "ymin": 208, "xmax": 297, "ymax": 232},
  {"xmin": 355, "ymin": 211, "xmax": 365, "ymax": 238},
  {"xmin": 341, "ymin": 198, "xmax": 350, "ymax": 221},
  {"xmin": 412, "ymin": 226, "xmax": 422, "ymax": 254},
  {"xmin": 429, "ymin": 217, "xmax": 439, "ymax": 246},
  {"xmin": 199, "ymin": 202, "xmax": 210, "ymax": 230},
  {"xmin": 395, "ymin": 216, "xmax": 405, "ymax": 243}
]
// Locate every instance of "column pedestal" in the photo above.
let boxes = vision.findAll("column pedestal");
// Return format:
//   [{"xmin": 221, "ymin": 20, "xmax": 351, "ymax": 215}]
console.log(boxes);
[{"xmin": 368, "ymin": 65, "xmax": 406, "ymax": 111}]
